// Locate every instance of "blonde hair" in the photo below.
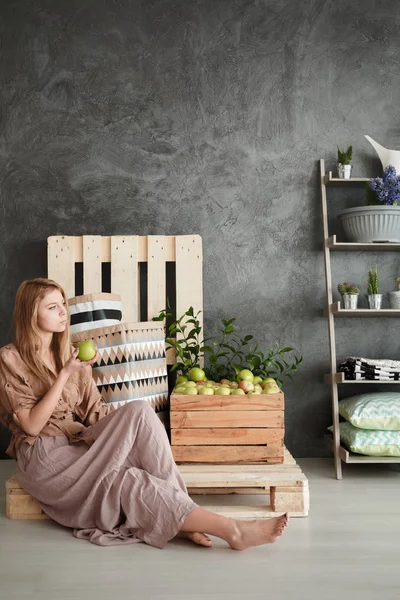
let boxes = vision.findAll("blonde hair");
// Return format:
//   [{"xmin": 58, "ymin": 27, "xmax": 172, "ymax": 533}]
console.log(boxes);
[{"xmin": 13, "ymin": 278, "xmax": 70, "ymax": 385}]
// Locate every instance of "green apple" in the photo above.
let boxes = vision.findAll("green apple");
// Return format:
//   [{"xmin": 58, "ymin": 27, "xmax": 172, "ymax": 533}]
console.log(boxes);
[
  {"xmin": 237, "ymin": 369, "xmax": 254, "ymax": 383},
  {"xmin": 231, "ymin": 388, "xmax": 245, "ymax": 395},
  {"xmin": 77, "ymin": 340, "xmax": 96, "ymax": 361},
  {"xmin": 219, "ymin": 384, "xmax": 231, "ymax": 389},
  {"xmin": 261, "ymin": 378, "xmax": 276, "ymax": 387},
  {"xmin": 253, "ymin": 376, "xmax": 263, "ymax": 385},
  {"xmin": 197, "ymin": 387, "xmax": 214, "ymax": 395},
  {"xmin": 216, "ymin": 387, "xmax": 231, "ymax": 396},
  {"xmin": 173, "ymin": 386, "xmax": 187, "ymax": 394},
  {"xmin": 184, "ymin": 381, "xmax": 197, "ymax": 388},
  {"xmin": 229, "ymin": 381, "xmax": 238, "ymax": 389},
  {"xmin": 188, "ymin": 367, "xmax": 206, "ymax": 382},
  {"xmin": 262, "ymin": 383, "xmax": 280, "ymax": 395},
  {"xmin": 176, "ymin": 375, "xmax": 189, "ymax": 385},
  {"xmin": 183, "ymin": 387, "xmax": 198, "ymax": 395},
  {"xmin": 253, "ymin": 384, "xmax": 263, "ymax": 393}
]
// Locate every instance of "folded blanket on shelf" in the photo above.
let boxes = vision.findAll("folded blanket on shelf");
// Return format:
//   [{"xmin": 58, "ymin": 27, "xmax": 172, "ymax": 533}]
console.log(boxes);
[{"xmin": 338, "ymin": 357, "xmax": 400, "ymax": 381}]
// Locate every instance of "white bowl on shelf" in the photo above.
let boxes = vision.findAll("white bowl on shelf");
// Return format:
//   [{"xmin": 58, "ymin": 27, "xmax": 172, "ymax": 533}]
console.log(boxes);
[{"xmin": 338, "ymin": 205, "xmax": 400, "ymax": 243}]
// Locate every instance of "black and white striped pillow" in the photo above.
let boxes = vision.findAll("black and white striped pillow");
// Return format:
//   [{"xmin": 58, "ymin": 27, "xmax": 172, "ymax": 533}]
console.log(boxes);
[{"xmin": 68, "ymin": 293, "xmax": 122, "ymax": 334}]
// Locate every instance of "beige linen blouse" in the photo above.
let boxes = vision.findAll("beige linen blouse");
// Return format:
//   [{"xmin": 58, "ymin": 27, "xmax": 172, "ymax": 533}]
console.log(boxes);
[{"xmin": 0, "ymin": 344, "xmax": 112, "ymax": 459}]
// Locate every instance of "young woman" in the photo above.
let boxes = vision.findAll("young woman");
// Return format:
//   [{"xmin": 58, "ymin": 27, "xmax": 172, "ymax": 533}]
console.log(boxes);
[{"xmin": 0, "ymin": 278, "xmax": 289, "ymax": 549}]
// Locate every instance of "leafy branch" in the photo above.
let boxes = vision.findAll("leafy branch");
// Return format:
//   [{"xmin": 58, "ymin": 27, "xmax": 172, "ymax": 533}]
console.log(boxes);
[{"xmin": 153, "ymin": 307, "xmax": 303, "ymax": 388}]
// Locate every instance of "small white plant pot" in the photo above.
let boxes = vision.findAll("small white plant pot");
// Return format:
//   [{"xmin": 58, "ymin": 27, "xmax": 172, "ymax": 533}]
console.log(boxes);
[
  {"xmin": 342, "ymin": 294, "xmax": 358, "ymax": 309},
  {"xmin": 367, "ymin": 294, "xmax": 383, "ymax": 309},
  {"xmin": 388, "ymin": 290, "xmax": 400, "ymax": 309},
  {"xmin": 338, "ymin": 163, "xmax": 352, "ymax": 179}
]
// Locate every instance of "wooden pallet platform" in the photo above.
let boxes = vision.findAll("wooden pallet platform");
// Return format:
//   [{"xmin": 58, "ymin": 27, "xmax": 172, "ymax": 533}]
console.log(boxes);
[
  {"xmin": 182, "ymin": 447, "xmax": 309, "ymax": 518},
  {"xmin": 47, "ymin": 234, "xmax": 203, "ymax": 364},
  {"xmin": 6, "ymin": 449, "xmax": 308, "ymax": 520}
]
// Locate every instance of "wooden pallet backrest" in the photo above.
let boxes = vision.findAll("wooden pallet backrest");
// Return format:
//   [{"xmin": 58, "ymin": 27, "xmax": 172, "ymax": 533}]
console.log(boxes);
[{"xmin": 47, "ymin": 235, "xmax": 203, "ymax": 364}]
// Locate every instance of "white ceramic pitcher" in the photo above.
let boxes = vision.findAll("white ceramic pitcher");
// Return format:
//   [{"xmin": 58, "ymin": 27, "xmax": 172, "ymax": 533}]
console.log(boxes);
[{"xmin": 365, "ymin": 135, "xmax": 400, "ymax": 172}]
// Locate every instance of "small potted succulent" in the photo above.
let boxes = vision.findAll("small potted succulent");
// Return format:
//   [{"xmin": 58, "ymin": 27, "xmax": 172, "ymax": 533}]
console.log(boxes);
[
  {"xmin": 367, "ymin": 265, "xmax": 382, "ymax": 309},
  {"xmin": 337, "ymin": 145, "xmax": 353, "ymax": 179},
  {"xmin": 388, "ymin": 276, "xmax": 400, "ymax": 309},
  {"xmin": 337, "ymin": 281, "xmax": 360, "ymax": 309}
]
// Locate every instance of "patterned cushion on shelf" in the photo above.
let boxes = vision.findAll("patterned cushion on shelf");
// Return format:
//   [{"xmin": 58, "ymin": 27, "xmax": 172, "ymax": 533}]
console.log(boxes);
[
  {"xmin": 71, "ymin": 321, "xmax": 168, "ymax": 413},
  {"xmin": 329, "ymin": 422, "xmax": 400, "ymax": 457},
  {"xmin": 339, "ymin": 392, "xmax": 400, "ymax": 430},
  {"xmin": 68, "ymin": 293, "xmax": 122, "ymax": 335}
]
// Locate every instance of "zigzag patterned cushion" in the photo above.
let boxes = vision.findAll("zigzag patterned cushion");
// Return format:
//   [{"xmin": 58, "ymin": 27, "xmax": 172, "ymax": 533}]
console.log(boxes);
[
  {"xmin": 331, "ymin": 422, "xmax": 400, "ymax": 457},
  {"xmin": 71, "ymin": 321, "xmax": 168, "ymax": 413},
  {"xmin": 68, "ymin": 293, "xmax": 122, "ymax": 335},
  {"xmin": 339, "ymin": 392, "xmax": 400, "ymax": 430}
]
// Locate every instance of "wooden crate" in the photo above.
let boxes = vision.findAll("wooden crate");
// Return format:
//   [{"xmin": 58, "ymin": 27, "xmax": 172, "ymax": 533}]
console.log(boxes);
[
  {"xmin": 6, "ymin": 476, "xmax": 49, "ymax": 520},
  {"xmin": 47, "ymin": 235, "xmax": 203, "ymax": 364},
  {"xmin": 6, "ymin": 448, "xmax": 308, "ymax": 520},
  {"xmin": 170, "ymin": 391, "xmax": 285, "ymax": 464}
]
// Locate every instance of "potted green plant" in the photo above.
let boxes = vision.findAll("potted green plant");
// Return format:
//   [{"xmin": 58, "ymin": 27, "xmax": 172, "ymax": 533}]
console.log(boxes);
[
  {"xmin": 388, "ymin": 276, "xmax": 400, "ymax": 309},
  {"xmin": 153, "ymin": 307, "xmax": 302, "ymax": 389},
  {"xmin": 337, "ymin": 282, "xmax": 360, "ymax": 309},
  {"xmin": 338, "ymin": 165, "xmax": 400, "ymax": 243},
  {"xmin": 367, "ymin": 265, "xmax": 382, "ymax": 309},
  {"xmin": 337, "ymin": 145, "xmax": 353, "ymax": 179}
]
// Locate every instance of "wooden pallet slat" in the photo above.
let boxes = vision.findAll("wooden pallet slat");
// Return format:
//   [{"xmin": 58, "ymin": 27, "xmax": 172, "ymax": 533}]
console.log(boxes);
[
  {"xmin": 47, "ymin": 236, "xmax": 75, "ymax": 298},
  {"xmin": 170, "ymin": 410, "xmax": 284, "ymax": 429},
  {"xmin": 172, "ymin": 445, "xmax": 284, "ymax": 463},
  {"xmin": 175, "ymin": 235, "xmax": 203, "ymax": 362},
  {"xmin": 171, "ymin": 427, "xmax": 284, "ymax": 445},
  {"xmin": 82, "ymin": 235, "xmax": 102, "ymax": 294},
  {"xmin": 111, "ymin": 236, "xmax": 139, "ymax": 322},
  {"xmin": 147, "ymin": 236, "xmax": 166, "ymax": 320},
  {"xmin": 170, "ymin": 394, "xmax": 284, "ymax": 411}
]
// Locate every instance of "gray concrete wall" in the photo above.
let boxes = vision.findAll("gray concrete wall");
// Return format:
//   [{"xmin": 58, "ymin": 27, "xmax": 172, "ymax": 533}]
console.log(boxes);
[{"xmin": 1, "ymin": 0, "xmax": 400, "ymax": 458}]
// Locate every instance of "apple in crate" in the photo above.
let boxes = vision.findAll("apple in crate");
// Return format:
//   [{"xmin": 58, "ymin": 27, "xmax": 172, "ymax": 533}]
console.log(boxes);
[
  {"xmin": 187, "ymin": 367, "xmax": 206, "ymax": 382},
  {"xmin": 216, "ymin": 387, "xmax": 230, "ymax": 396},
  {"xmin": 262, "ymin": 378, "xmax": 277, "ymax": 387},
  {"xmin": 262, "ymin": 382, "xmax": 281, "ymax": 394},
  {"xmin": 197, "ymin": 385, "xmax": 214, "ymax": 395},
  {"xmin": 238, "ymin": 380, "xmax": 254, "ymax": 393},
  {"xmin": 237, "ymin": 369, "xmax": 254, "ymax": 383}
]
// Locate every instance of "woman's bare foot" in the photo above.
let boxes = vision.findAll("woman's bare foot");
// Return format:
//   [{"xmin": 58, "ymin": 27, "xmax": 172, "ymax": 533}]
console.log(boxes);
[
  {"xmin": 177, "ymin": 531, "xmax": 213, "ymax": 547},
  {"xmin": 228, "ymin": 513, "xmax": 289, "ymax": 551}
]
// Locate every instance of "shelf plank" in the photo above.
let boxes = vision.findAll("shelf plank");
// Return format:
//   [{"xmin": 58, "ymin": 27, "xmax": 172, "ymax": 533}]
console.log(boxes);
[
  {"xmin": 328, "ymin": 302, "xmax": 400, "ymax": 317},
  {"xmin": 326, "ymin": 235, "xmax": 400, "ymax": 251},
  {"xmin": 324, "ymin": 434, "xmax": 400, "ymax": 464},
  {"xmin": 324, "ymin": 372, "xmax": 400, "ymax": 384},
  {"xmin": 324, "ymin": 172, "xmax": 370, "ymax": 186}
]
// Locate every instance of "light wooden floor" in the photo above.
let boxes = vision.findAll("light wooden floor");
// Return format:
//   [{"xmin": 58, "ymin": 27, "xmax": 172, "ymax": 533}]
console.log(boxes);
[{"xmin": 1, "ymin": 458, "xmax": 399, "ymax": 600}]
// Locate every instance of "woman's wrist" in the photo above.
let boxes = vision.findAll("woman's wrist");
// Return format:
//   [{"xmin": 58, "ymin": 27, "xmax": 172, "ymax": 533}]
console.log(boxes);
[{"xmin": 59, "ymin": 367, "xmax": 71, "ymax": 382}]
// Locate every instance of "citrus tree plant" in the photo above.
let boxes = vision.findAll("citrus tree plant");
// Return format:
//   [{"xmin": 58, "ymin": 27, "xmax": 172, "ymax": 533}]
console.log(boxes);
[{"xmin": 154, "ymin": 307, "xmax": 303, "ymax": 388}]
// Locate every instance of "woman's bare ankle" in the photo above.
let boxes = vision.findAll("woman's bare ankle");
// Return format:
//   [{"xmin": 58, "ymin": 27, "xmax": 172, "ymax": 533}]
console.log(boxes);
[{"xmin": 225, "ymin": 519, "xmax": 242, "ymax": 548}]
